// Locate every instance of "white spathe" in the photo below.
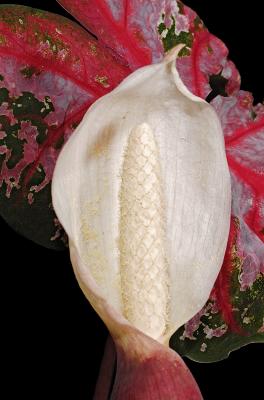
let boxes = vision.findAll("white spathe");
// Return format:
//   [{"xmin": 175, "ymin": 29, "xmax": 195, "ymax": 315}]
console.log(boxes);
[{"xmin": 52, "ymin": 46, "xmax": 231, "ymax": 344}]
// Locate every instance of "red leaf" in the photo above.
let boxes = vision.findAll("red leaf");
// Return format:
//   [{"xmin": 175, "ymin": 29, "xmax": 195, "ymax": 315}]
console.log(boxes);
[
  {"xmin": 58, "ymin": 0, "xmax": 161, "ymax": 68},
  {"xmin": 0, "ymin": 5, "xmax": 130, "ymax": 248},
  {"xmin": 172, "ymin": 93, "xmax": 264, "ymax": 360},
  {"xmin": 58, "ymin": 1, "xmax": 240, "ymax": 99},
  {"xmin": 213, "ymin": 93, "xmax": 264, "ymax": 246}
]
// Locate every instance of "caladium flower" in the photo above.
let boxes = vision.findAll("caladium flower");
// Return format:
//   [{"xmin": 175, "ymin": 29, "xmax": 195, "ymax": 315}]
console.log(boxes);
[
  {"xmin": 0, "ymin": 0, "xmax": 263, "ymax": 388},
  {"xmin": 52, "ymin": 46, "xmax": 230, "ymax": 399}
]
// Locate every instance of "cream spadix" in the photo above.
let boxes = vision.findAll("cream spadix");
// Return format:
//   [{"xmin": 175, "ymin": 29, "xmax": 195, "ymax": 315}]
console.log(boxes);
[{"xmin": 52, "ymin": 46, "xmax": 231, "ymax": 344}]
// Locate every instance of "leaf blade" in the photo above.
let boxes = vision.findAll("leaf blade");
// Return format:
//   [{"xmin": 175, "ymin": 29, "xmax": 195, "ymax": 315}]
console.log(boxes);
[{"xmin": 0, "ymin": 5, "xmax": 130, "ymax": 249}]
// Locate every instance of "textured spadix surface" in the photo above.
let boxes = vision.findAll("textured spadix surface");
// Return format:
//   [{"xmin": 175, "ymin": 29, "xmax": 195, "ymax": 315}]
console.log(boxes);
[{"xmin": 52, "ymin": 48, "xmax": 231, "ymax": 342}]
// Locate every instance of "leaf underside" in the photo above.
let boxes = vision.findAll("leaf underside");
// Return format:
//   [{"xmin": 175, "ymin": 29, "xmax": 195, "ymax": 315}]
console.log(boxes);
[{"xmin": 0, "ymin": 1, "xmax": 263, "ymax": 359}]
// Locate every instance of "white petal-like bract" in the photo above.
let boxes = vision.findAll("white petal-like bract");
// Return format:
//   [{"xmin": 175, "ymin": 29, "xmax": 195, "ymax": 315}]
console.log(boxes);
[{"xmin": 52, "ymin": 47, "xmax": 231, "ymax": 343}]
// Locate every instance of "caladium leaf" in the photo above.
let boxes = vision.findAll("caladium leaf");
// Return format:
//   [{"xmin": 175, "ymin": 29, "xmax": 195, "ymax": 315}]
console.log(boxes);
[
  {"xmin": 57, "ymin": 0, "xmax": 240, "ymax": 99},
  {"xmin": 171, "ymin": 97, "xmax": 264, "ymax": 361},
  {"xmin": 0, "ymin": 5, "xmax": 130, "ymax": 249}
]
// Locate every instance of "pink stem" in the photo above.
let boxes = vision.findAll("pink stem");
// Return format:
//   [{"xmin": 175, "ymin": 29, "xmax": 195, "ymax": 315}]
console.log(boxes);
[{"xmin": 93, "ymin": 335, "xmax": 116, "ymax": 400}]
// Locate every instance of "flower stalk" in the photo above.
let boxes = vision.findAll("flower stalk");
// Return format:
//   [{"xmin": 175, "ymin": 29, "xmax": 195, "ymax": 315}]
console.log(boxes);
[{"xmin": 111, "ymin": 329, "xmax": 203, "ymax": 400}]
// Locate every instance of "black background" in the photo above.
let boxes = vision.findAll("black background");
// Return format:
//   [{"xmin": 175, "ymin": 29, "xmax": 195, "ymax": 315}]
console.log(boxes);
[{"xmin": 1, "ymin": 1, "xmax": 263, "ymax": 399}]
